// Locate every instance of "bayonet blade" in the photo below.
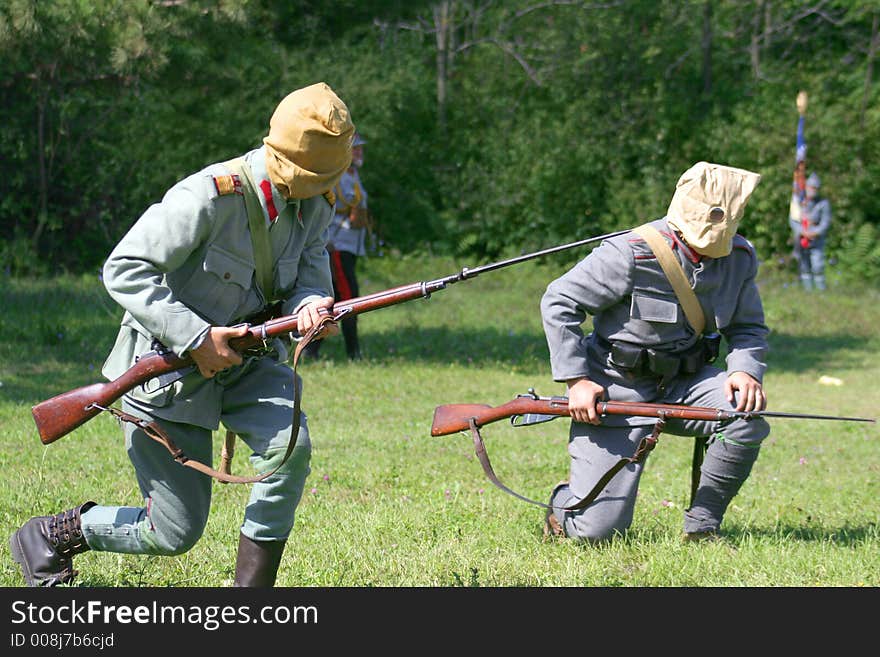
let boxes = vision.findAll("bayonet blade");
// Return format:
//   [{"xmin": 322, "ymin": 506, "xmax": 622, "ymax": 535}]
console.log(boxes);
[{"xmin": 745, "ymin": 410, "xmax": 875, "ymax": 423}]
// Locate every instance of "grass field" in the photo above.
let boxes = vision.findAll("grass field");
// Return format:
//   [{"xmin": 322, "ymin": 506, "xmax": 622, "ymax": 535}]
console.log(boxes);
[{"xmin": 0, "ymin": 252, "xmax": 877, "ymax": 587}]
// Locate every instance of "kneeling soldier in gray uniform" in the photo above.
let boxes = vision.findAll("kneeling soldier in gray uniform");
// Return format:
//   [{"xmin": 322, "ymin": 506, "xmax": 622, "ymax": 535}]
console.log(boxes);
[
  {"xmin": 10, "ymin": 82, "xmax": 354, "ymax": 586},
  {"xmin": 542, "ymin": 162, "xmax": 769, "ymax": 542}
]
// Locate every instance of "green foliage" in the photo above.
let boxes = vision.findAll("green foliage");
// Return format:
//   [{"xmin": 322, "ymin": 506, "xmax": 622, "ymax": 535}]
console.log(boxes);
[
  {"xmin": 835, "ymin": 221, "xmax": 880, "ymax": 283},
  {"xmin": 1, "ymin": 0, "xmax": 879, "ymax": 277}
]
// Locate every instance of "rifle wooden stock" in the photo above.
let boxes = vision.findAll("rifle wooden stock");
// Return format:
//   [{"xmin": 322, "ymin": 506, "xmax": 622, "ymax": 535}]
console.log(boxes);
[
  {"xmin": 430, "ymin": 398, "xmax": 735, "ymax": 436},
  {"xmin": 32, "ymin": 351, "xmax": 190, "ymax": 445}
]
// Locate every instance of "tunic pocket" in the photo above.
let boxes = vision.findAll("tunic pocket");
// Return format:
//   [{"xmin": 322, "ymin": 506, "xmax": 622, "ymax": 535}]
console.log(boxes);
[
  {"xmin": 180, "ymin": 244, "xmax": 253, "ymax": 324},
  {"xmin": 275, "ymin": 255, "xmax": 301, "ymax": 298},
  {"xmin": 204, "ymin": 245, "xmax": 253, "ymax": 288},
  {"xmin": 630, "ymin": 293, "xmax": 679, "ymax": 323}
]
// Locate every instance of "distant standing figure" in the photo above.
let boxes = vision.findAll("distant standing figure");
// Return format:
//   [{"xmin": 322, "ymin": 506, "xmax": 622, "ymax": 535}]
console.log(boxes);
[{"xmin": 789, "ymin": 172, "xmax": 832, "ymax": 291}]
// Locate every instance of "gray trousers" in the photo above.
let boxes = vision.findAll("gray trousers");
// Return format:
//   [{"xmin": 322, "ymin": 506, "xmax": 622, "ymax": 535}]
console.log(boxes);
[
  {"xmin": 550, "ymin": 367, "xmax": 770, "ymax": 541},
  {"xmin": 798, "ymin": 246, "xmax": 826, "ymax": 290},
  {"xmin": 80, "ymin": 358, "xmax": 311, "ymax": 555}
]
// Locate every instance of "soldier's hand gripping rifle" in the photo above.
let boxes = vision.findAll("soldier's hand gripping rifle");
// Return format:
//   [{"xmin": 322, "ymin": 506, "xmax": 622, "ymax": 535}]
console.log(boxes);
[
  {"xmin": 430, "ymin": 389, "xmax": 876, "ymax": 510},
  {"xmin": 32, "ymin": 229, "xmax": 632, "ymax": 446}
]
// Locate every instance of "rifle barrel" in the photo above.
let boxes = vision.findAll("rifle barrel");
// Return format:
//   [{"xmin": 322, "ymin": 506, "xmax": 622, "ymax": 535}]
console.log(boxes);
[{"xmin": 456, "ymin": 229, "xmax": 631, "ymax": 279}]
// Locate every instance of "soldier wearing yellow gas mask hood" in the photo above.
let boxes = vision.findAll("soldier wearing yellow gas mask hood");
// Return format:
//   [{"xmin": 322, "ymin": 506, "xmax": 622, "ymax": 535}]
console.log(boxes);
[
  {"xmin": 542, "ymin": 162, "xmax": 769, "ymax": 543},
  {"xmin": 11, "ymin": 83, "xmax": 354, "ymax": 588}
]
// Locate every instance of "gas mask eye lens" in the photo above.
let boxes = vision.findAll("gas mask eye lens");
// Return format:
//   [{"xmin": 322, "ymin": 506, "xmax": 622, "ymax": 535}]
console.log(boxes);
[{"xmin": 709, "ymin": 207, "xmax": 725, "ymax": 223}]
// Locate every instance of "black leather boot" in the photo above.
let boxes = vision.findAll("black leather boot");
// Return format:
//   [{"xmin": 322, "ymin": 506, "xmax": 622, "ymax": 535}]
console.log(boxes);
[
  {"xmin": 233, "ymin": 532, "xmax": 287, "ymax": 587},
  {"xmin": 10, "ymin": 501, "xmax": 96, "ymax": 587}
]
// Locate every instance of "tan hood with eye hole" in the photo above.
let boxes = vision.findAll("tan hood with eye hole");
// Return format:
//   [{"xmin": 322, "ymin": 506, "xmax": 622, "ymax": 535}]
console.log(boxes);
[
  {"xmin": 263, "ymin": 82, "xmax": 355, "ymax": 200},
  {"xmin": 665, "ymin": 161, "xmax": 762, "ymax": 258}
]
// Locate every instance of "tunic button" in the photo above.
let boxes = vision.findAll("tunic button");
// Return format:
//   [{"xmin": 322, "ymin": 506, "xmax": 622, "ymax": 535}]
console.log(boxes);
[{"xmin": 223, "ymin": 272, "xmax": 231, "ymax": 280}]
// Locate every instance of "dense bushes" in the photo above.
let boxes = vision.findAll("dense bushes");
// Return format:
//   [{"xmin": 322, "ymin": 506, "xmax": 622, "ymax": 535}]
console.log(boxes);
[{"xmin": 1, "ymin": 1, "xmax": 877, "ymax": 285}]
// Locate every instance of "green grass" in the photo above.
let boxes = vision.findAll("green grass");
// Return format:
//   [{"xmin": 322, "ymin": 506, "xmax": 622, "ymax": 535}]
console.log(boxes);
[{"xmin": 0, "ymin": 255, "xmax": 878, "ymax": 587}]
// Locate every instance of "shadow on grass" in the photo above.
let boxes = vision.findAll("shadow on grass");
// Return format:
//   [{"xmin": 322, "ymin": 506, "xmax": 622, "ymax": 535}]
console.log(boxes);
[
  {"xmin": 303, "ymin": 325, "xmax": 550, "ymax": 369},
  {"xmin": 766, "ymin": 332, "xmax": 875, "ymax": 372},
  {"xmin": 9, "ymin": 324, "xmax": 874, "ymax": 407},
  {"xmin": 725, "ymin": 522, "xmax": 878, "ymax": 546},
  {"xmin": 2, "ymin": 325, "xmax": 551, "ymax": 406}
]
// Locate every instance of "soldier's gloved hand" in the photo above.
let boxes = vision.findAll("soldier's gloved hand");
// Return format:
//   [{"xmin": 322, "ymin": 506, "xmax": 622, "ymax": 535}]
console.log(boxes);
[
  {"xmin": 191, "ymin": 325, "xmax": 249, "ymax": 378},
  {"xmin": 725, "ymin": 371, "xmax": 767, "ymax": 412},
  {"xmin": 566, "ymin": 377, "xmax": 606, "ymax": 425},
  {"xmin": 297, "ymin": 296, "xmax": 340, "ymax": 340}
]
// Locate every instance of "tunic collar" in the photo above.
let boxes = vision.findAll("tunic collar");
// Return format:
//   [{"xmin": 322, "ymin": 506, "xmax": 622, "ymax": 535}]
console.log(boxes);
[
  {"xmin": 244, "ymin": 146, "xmax": 300, "ymax": 224},
  {"xmin": 666, "ymin": 224, "xmax": 703, "ymax": 264}
]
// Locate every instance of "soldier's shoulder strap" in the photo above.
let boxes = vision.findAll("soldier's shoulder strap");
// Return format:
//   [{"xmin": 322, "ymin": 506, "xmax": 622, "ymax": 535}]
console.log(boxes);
[
  {"xmin": 633, "ymin": 224, "xmax": 706, "ymax": 336},
  {"xmin": 222, "ymin": 158, "xmax": 275, "ymax": 302}
]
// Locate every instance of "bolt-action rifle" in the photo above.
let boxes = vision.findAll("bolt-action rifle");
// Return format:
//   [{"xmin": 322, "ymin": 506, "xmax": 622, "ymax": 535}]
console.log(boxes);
[
  {"xmin": 430, "ymin": 388, "xmax": 876, "ymax": 436},
  {"xmin": 430, "ymin": 389, "xmax": 875, "ymax": 510},
  {"xmin": 31, "ymin": 230, "xmax": 631, "ymax": 446}
]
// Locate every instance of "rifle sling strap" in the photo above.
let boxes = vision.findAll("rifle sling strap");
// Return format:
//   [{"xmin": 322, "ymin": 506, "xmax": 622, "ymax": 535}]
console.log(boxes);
[
  {"xmin": 467, "ymin": 416, "xmax": 665, "ymax": 512},
  {"xmin": 633, "ymin": 224, "xmax": 705, "ymax": 337},
  {"xmin": 633, "ymin": 224, "xmax": 709, "ymax": 510},
  {"xmin": 95, "ymin": 315, "xmax": 334, "ymax": 484},
  {"xmin": 224, "ymin": 157, "xmax": 276, "ymax": 303}
]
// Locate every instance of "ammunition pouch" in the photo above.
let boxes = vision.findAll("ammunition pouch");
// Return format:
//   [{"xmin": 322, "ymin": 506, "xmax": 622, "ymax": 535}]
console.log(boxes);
[
  {"xmin": 646, "ymin": 348, "xmax": 682, "ymax": 379},
  {"xmin": 703, "ymin": 332, "xmax": 721, "ymax": 364},
  {"xmin": 608, "ymin": 340, "xmax": 646, "ymax": 371},
  {"xmin": 605, "ymin": 332, "xmax": 721, "ymax": 381}
]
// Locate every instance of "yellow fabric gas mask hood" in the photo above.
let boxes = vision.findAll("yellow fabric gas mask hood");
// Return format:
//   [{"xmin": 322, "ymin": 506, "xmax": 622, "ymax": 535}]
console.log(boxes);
[
  {"xmin": 263, "ymin": 82, "xmax": 355, "ymax": 200},
  {"xmin": 665, "ymin": 162, "xmax": 762, "ymax": 258}
]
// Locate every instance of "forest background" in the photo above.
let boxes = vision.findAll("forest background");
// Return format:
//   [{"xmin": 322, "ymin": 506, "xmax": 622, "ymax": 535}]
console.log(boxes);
[{"xmin": 1, "ymin": 0, "xmax": 879, "ymax": 282}]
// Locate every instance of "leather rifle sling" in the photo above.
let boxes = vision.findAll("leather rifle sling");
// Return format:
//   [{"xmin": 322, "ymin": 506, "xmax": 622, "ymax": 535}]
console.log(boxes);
[
  {"xmin": 633, "ymin": 224, "xmax": 708, "ymax": 507},
  {"xmin": 224, "ymin": 158, "xmax": 276, "ymax": 303},
  {"xmin": 466, "ymin": 416, "xmax": 664, "ymax": 512}
]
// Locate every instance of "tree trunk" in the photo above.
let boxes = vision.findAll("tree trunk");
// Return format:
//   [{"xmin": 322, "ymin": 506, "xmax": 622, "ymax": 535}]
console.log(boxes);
[
  {"xmin": 861, "ymin": 11, "xmax": 878, "ymax": 133},
  {"xmin": 701, "ymin": 0, "xmax": 712, "ymax": 96},
  {"xmin": 32, "ymin": 88, "xmax": 50, "ymax": 253},
  {"xmin": 750, "ymin": 0, "xmax": 765, "ymax": 79},
  {"xmin": 434, "ymin": 1, "xmax": 452, "ymax": 137}
]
